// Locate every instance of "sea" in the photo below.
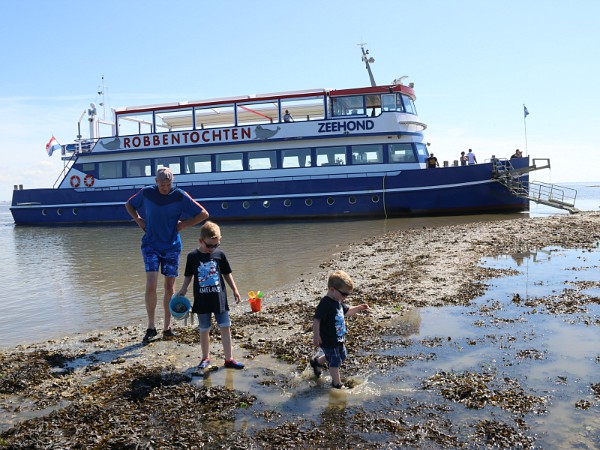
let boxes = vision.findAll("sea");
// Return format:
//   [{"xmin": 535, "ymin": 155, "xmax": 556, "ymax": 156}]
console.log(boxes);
[{"xmin": 1, "ymin": 182, "xmax": 598, "ymax": 350}]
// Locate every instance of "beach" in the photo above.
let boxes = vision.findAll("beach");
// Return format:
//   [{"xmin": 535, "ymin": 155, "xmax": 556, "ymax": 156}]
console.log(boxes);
[{"xmin": 1, "ymin": 212, "xmax": 599, "ymax": 448}]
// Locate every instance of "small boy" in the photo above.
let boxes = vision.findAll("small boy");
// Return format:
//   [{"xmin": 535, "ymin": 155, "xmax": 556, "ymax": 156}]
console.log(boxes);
[
  {"xmin": 177, "ymin": 221, "xmax": 244, "ymax": 370},
  {"xmin": 311, "ymin": 270, "xmax": 369, "ymax": 389}
]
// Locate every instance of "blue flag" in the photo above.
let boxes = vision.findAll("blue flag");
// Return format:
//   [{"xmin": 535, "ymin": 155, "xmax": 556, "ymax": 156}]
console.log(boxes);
[{"xmin": 523, "ymin": 105, "xmax": 529, "ymax": 118}]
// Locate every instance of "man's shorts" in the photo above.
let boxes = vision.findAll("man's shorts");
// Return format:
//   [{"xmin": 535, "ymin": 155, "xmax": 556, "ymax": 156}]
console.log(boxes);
[
  {"xmin": 141, "ymin": 243, "xmax": 180, "ymax": 277},
  {"xmin": 321, "ymin": 343, "xmax": 347, "ymax": 368},
  {"xmin": 198, "ymin": 311, "xmax": 231, "ymax": 332}
]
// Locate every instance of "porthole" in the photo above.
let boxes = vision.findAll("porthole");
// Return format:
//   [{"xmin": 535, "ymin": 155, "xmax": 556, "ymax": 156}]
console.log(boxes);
[
  {"xmin": 305, "ymin": 198, "xmax": 313, "ymax": 206},
  {"xmin": 263, "ymin": 200, "xmax": 270, "ymax": 208},
  {"xmin": 72, "ymin": 208, "xmax": 79, "ymax": 215},
  {"xmin": 284, "ymin": 199, "xmax": 292, "ymax": 207},
  {"xmin": 371, "ymin": 195, "xmax": 380, "ymax": 203},
  {"xmin": 42, "ymin": 209, "xmax": 48, "ymax": 216},
  {"xmin": 221, "ymin": 202, "xmax": 228, "ymax": 210},
  {"xmin": 57, "ymin": 208, "xmax": 63, "ymax": 216},
  {"xmin": 327, "ymin": 197, "xmax": 335, "ymax": 205},
  {"xmin": 242, "ymin": 201, "xmax": 250, "ymax": 209},
  {"xmin": 348, "ymin": 196, "xmax": 357, "ymax": 204}
]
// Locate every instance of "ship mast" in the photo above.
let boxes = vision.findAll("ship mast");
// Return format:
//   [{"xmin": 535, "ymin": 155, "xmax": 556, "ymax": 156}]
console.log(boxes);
[{"xmin": 359, "ymin": 43, "xmax": 376, "ymax": 87}]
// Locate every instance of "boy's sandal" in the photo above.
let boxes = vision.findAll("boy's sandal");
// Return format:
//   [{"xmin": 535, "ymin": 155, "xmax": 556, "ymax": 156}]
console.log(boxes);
[
  {"xmin": 198, "ymin": 358, "xmax": 210, "ymax": 369},
  {"xmin": 331, "ymin": 382, "xmax": 345, "ymax": 389}
]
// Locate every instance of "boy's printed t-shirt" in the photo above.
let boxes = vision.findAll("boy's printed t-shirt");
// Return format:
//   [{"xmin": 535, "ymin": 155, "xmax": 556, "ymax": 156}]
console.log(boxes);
[
  {"xmin": 184, "ymin": 249, "xmax": 232, "ymax": 314},
  {"xmin": 127, "ymin": 186, "xmax": 204, "ymax": 252},
  {"xmin": 314, "ymin": 295, "xmax": 349, "ymax": 348}
]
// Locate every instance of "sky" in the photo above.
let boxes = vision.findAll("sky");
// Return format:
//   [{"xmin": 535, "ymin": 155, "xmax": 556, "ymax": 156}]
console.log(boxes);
[{"xmin": 1, "ymin": 0, "xmax": 599, "ymax": 201}]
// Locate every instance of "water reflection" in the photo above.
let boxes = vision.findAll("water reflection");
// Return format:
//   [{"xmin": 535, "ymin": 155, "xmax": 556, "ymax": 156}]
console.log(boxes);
[{"xmin": 2, "ymin": 212, "xmax": 527, "ymax": 348}]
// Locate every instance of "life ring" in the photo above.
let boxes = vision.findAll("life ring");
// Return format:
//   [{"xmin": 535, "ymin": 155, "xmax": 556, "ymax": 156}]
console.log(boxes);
[
  {"xmin": 70, "ymin": 175, "xmax": 81, "ymax": 188},
  {"xmin": 84, "ymin": 174, "xmax": 95, "ymax": 187}
]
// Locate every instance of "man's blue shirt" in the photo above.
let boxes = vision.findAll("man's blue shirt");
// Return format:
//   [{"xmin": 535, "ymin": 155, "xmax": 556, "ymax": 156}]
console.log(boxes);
[{"xmin": 128, "ymin": 185, "xmax": 204, "ymax": 252}]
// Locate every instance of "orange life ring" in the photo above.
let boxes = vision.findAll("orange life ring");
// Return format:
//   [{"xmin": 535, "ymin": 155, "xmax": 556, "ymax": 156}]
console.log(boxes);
[
  {"xmin": 84, "ymin": 174, "xmax": 95, "ymax": 187},
  {"xmin": 70, "ymin": 175, "xmax": 81, "ymax": 188}
]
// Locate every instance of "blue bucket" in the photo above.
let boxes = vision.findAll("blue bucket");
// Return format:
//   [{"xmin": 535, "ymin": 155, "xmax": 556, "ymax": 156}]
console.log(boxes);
[{"xmin": 169, "ymin": 295, "xmax": 191, "ymax": 320}]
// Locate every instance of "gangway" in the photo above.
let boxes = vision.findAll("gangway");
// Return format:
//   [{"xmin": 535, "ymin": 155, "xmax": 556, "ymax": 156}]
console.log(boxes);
[{"xmin": 492, "ymin": 158, "xmax": 579, "ymax": 214}]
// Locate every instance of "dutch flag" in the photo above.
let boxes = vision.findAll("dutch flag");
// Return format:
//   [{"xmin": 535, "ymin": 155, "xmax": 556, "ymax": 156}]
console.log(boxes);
[{"xmin": 46, "ymin": 136, "xmax": 61, "ymax": 157}]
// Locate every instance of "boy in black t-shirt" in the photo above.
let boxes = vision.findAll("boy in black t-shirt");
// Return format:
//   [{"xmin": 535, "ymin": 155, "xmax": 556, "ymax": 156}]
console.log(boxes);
[
  {"xmin": 177, "ymin": 221, "xmax": 244, "ymax": 370},
  {"xmin": 311, "ymin": 270, "xmax": 369, "ymax": 389}
]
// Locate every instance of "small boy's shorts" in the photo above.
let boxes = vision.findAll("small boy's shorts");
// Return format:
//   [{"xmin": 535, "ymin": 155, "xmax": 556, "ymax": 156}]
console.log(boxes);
[
  {"xmin": 322, "ymin": 343, "xmax": 347, "ymax": 368},
  {"xmin": 198, "ymin": 311, "xmax": 231, "ymax": 332}
]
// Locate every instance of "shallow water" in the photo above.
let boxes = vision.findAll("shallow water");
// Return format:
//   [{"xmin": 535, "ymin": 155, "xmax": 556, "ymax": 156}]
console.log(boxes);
[
  {"xmin": 159, "ymin": 245, "xmax": 599, "ymax": 447},
  {"xmin": 0, "ymin": 203, "xmax": 537, "ymax": 349},
  {"xmin": 112, "ymin": 244, "xmax": 599, "ymax": 447},
  {"xmin": 380, "ymin": 246, "xmax": 600, "ymax": 447}
]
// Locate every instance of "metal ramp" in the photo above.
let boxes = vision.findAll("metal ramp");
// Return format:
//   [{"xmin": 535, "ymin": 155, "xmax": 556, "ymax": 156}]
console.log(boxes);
[{"xmin": 493, "ymin": 158, "xmax": 579, "ymax": 214}]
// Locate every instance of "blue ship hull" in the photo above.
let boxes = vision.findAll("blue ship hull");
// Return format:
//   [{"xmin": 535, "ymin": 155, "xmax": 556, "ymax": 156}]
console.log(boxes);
[{"xmin": 10, "ymin": 160, "xmax": 529, "ymax": 225}]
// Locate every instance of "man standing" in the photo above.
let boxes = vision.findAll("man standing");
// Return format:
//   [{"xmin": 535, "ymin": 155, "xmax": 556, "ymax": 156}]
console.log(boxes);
[
  {"xmin": 426, "ymin": 153, "xmax": 439, "ymax": 168},
  {"xmin": 126, "ymin": 167, "xmax": 209, "ymax": 342},
  {"xmin": 467, "ymin": 149, "xmax": 477, "ymax": 165}
]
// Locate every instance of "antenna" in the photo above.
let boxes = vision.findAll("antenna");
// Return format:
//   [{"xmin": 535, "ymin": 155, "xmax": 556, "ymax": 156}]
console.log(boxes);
[
  {"xmin": 97, "ymin": 75, "xmax": 107, "ymax": 120},
  {"xmin": 358, "ymin": 43, "xmax": 376, "ymax": 87}
]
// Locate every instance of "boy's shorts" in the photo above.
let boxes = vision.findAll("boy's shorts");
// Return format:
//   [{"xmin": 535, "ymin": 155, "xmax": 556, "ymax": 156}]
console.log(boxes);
[
  {"xmin": 321, "ymin": 343, "xmax": 347, "ymax": 368},
  {"xmin": 198, "ymin": 311, "xmax": 231, "ymax": 332},
  {"xmin": 141, "ymin": 243, "xmax": 180, "ymax": 277}
]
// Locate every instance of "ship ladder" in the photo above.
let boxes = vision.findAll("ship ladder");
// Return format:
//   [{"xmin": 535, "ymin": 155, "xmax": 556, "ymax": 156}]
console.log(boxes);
[{"xmin": 493, "ymin": 159, "xmax": 579, "ymax": 214}]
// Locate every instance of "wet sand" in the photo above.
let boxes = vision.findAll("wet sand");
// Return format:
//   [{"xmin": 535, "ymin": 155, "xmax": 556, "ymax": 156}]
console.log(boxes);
[{"xmin": 1, "ymin": 212, "xmax": 599, "ymax": 448}]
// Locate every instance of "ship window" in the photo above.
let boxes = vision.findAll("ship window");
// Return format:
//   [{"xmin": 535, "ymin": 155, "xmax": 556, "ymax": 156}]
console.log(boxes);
[
  {"xmin": 415, "ymin": 143, "xmax": 428, "ymax": 160},
  {"xmin": 393, "ymin": 94, "xmax": 406, "ymax": 112},
  {"xmin": 216, "ymin": 153, "xmax": 243, "ymax": 172},
  {"xmin": 372, "ymin": 195, "xmax": 380, "ymax": 203},
  {"xmin": 382, "ymin": 94, "xmax": 397, "ymax": 112},
  {"xmin": 282, "ymin": 148, "xmax": 311, "ymax": 168},
  {"xmin": 389, "ymin": 143, "xmax": 416, "ymax": 163},
  {"xmin": 117, "ymin": 111, "xmax": 155, "ymax": 135},
  {"xmin": 195, "ymin": 105, "xmax": 235, "ymax": 129},
  {"xmin": 221, "ymin": 202, "xmax": 228, "ymax": 210},
  {"xmin": 126, "ymin": 159, "xmax": 151, "ymax": 177},
  {"xmin": 284, "ymin": 199, "xmax": 292, "ymax": 207},
  {"xmin": 242, "ymin": 201, "xmax": 250, "ymax": 209},
  {"xmin": 237, "ymin": 101, "xmax": 276, "ymax": 125},
  {"xmin": 156, "ymin": 108, "xmax": 194, "ymax": 132},
  {"xmin": 327, "ymin": 197, "xmax": 335, "ymax": 205},
  {"xmin": 249, "ymin": 150, "xmax": 277, "ymax": 170},
  {"xmin": 263, "ymin": 200, "xmax": 270, "ymax": 208},
  {"xmin": 281, "ymin": 96, "xmax": 326, "ymax": 122},
  {"xmin": 184, "ymin": 155, "xmax": 211, "ymax": 173},
  {"xmin": 305, "ymin": 198, "xmax": 313, "ymax": 206},
  {"xmin": 331, "ymin": 96, "xmax": 365, "ymax": 116},
  {"xmin": 348, "ymin": 196, "xmax": 357, "ymax": 204},
  {"xmin": 351, "ymin": 144, "xmax": 383, "ymax": 164},
  {"xmin": 316, "ymin": 146, "xmax": 346, "ymax": 166},
  {"xmin": 82, "ymin": 163, "xmax": 95, "ymax": 172},
  {"xmin": 155, "ymin": 157, "xmax": 181, "ymax": 175},
  {"xmin": 365, "ymin": 95, "xmax": 381, "ymax": 117},
  {"xmin": 98, "ymin": 161, "xmax": 123, "ymax": 179},
  {"xmin": 400, "ymin": 94, "xmax": 417, "ymax": 114}
]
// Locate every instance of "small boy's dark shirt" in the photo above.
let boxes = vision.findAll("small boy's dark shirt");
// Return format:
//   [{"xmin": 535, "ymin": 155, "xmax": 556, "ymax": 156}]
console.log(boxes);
[
  {"xmin": 314, "ymin": 295, "xmax": 349, "ymax": 348},
  {"xmin": 184, "ymin": 248, "xmax": 232, "ymax": 314}
]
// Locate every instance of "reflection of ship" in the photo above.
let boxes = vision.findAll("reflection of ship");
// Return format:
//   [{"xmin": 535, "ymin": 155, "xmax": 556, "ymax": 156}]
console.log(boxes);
[
  {"xmin": 11, "ymin": 47, "xmax": 555, "ymax": 225},
  {"xmin": 383, "ymin": 308, "xmax": 422, "ymax": 337},
  {"xmin": 511, "ymin": 249, "xmax": 553, "ymax": 266}
]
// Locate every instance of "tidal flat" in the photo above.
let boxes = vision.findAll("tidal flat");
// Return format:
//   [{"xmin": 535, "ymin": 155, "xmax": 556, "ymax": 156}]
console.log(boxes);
[{"xmin": 1, "ymin": 212, "xmax": 599, "ymax": 448}]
